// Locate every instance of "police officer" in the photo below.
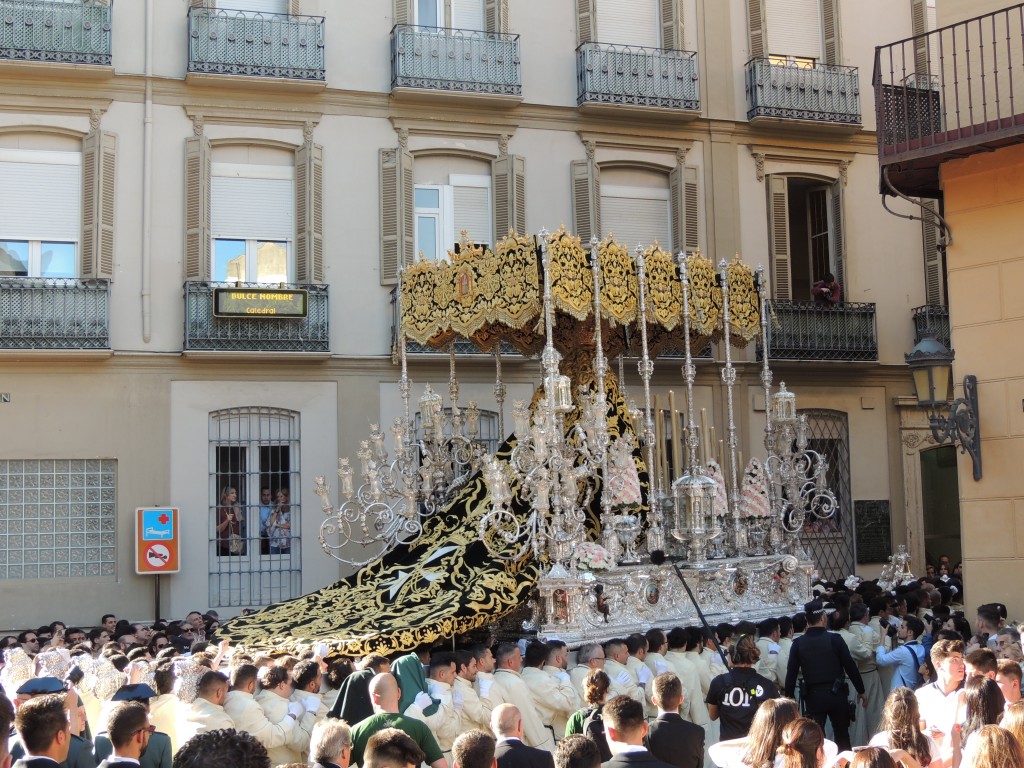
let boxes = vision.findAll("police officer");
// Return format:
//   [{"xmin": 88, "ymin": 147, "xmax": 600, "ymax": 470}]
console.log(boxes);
[{"xmin": 784, "ymin": 599, "xmax": 866, "ymax": 751}]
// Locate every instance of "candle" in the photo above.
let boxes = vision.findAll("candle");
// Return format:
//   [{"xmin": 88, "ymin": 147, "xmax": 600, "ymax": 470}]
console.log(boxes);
[
  {"xmin": 654, "ymin": 396, "xmax": 663, "ymax": 490},
  {"xmin": 669, "ymin": 390, "xmax": 681, "ymax": 480},
  {"xmin": 700, "ymin": 409, "xmax": 708, "ymax": 466}
]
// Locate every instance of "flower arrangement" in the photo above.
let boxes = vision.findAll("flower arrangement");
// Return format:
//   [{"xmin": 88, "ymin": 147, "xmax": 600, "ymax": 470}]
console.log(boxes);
[{"xmin": 574, "ymin": 541, "xmax": 615, "ymax": 571}]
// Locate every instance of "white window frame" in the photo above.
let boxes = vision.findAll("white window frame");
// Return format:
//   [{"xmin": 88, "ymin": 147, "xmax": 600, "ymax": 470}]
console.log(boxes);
[
  {"xmin": 211, "ymin": 162, "xmax": 295, "ymax": 283},
  {"xmin": 0, "ymin": 240, "xmax": 78, "ymax": 279},
  {"xmin": 415, "ymin": 0, "xmax": 444, "ymax": 27},
  {"xmin": 414, "ymin": 174, "xmax": 492, "ymax": 261}
]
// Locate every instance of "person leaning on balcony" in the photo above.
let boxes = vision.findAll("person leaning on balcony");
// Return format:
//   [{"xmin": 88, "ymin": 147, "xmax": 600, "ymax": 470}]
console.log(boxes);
[{"xmin": 812, "ymin": 274, "xmax": 842, "ymax": 306}]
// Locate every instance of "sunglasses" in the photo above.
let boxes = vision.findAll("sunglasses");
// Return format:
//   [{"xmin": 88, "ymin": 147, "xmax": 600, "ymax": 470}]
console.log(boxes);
[
  {"xmin": 155, "ymin": 642, "xmax": 169, "ymax": 648},
  {"xmin": 25, "ymin": 638, "xmax": 39, "ymax": 643}
]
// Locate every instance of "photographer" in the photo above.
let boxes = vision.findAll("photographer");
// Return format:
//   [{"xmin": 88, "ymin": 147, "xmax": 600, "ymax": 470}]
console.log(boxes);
[
  {"xmin": 875, "ymin": 616, "xmax": 926, "ymax": 691},
  {"xmin": 811, "ymin": 273, "xmax": 842, "ymax": 306}
]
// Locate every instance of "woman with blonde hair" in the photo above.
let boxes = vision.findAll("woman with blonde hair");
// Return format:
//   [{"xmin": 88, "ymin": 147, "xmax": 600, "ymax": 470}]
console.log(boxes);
[
  {"xmin": 1000, "ymin": 700, "xmax": 1024, "ymax": 749},
  {"xmin": 777, "ymin": 718, "xmax": 825, "ymax": 768},
  {"xmin": 869, "ymin": 687, "xmax": 939, "ymax": 767},
  {"xmin": 959, "ymin": 725, "xmax": 1024, "ymax": 768}
]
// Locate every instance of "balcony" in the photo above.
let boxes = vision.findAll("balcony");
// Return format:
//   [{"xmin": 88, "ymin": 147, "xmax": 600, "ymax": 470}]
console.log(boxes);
[
  {"xmin": 187, "ymin": 6, "xmax": 325, "ymax": 87},
  {"xmin": 759, "ymin": 301, "xmax": 878, "ymax": 362},
  {"xmin": 874, "ymin": 3, "xmax": 1024, "ymax": 198},
  {"xmin": 912, "ymin": 304, "xmax": 950, "ymax": 349},
  {"xmin": 577, "ymin": 42, "xmax": 700, "ymax": 116},
  {"xmin": 184, "ymin": 281, "xmax": 329, "ymax": 356},
  {"xmin": 391, "ymin": 24, "xmax": 521, "ymax": 104},
  {"xmin": 745, "ymin": 58, "xmax": 861, "ymax": 129},
  {"xmin": 0, "ymin": 278, "xmax": 109, "ymax": 351},
  {"xmin": 0, "ymin": 0, "xmax": 112, "ymax": 69}
]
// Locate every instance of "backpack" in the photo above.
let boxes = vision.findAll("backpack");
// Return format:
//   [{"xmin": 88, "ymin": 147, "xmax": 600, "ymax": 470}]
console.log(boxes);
[{"xmin": 583, "ymin": 706, "xmax": 612, "ymax": 761}]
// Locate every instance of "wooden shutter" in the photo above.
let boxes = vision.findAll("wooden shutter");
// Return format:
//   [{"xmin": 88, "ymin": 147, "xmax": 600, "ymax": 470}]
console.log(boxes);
[
  {"xmin": 576, "ymin": 0, "xmax": 595, "ymax": 44},
  {"xmin": 484, "ymin": 0, "xmax": 509, "ymax": 33},
  {"xmin": 493, "ymin": 154, "xmax": 526, "ymax": 240},
  {"xmin": 768, "ymin": 175, "xmax": 791, "ymax": 301},
  {"xmin": 829, "ymin": 178, "xmax": 845, "ymax": 294},
  {"xmin": 395, "ymin": 0, "xmax": 412, "ymax": 26},
  {"xmin": 571, "ymin": 159, "xmax": 600, "ymax": 245},
  {"xmin": 822, "ymin": 0, "xmax": 841, "ymax": 64},
  {"xmin": 380, "ymin": 147, "xmax": 414, "ymax": 285},
  {"xmin": 747, "ymin": 0, "xmax": 767, "ymax": 59},
  {"xmin": 81, "ymin": 130, "xmax": 116, "ymax": 280},
  {"xmin": 661, "ymin": 0, "xmax": 683, "ymax": 50},
  {"xmin": 921, "ymin": 199, "xmax": 945, "ymax": 306},
  {"xmin": 189, "ymin": 0, "xmax": 212, "ymax": 8},
  {"xmin": 295, "ymin": 142, "xmax": 324, "ymax": 284},
  {"xmin": 289, "ymin": 0, "xmax": 300, "ymax": 15},
  {"xmin": 911, "ymin": 0, "xmax": 929, "ymax": 76},
  {"xmin": 670, "ymin": 165, "xmax": 700, "ymax": 254},
  {"xmin": 184, "ymin": 136, "xmax": 211, "ymax": 281}
]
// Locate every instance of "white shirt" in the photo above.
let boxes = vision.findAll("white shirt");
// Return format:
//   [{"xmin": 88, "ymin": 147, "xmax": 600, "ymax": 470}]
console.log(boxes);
[{"xmin": 915, "ymin": 681, "xmax": 964, "ymax": 747}]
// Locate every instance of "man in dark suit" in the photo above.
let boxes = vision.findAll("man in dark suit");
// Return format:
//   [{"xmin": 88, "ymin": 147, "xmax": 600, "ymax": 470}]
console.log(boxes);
[
  {"xmin": 491, "ymin": 704, "xmax": 555, "ymax": 768},
  {"xmin": 94, "ymin": 703, "xmax": 153, "ymax": 768},
  {"xmin": 644, "ymin": 674, "xmax": 703, "ymax": 768},
  {"xmin": 600, "ymin": 696, "xmax": 673, "ymax": 768},
  {"xmin": 12, "ymin": 693, "xmax": 73, "ymax": 768}
]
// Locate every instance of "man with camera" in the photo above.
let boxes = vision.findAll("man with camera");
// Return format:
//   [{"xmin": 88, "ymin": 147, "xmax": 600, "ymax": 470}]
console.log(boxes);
[
  {"xmin": 875, "ymin": 615, "xmax": 926, "ymax": 691},
  {"xmin": 784, "ymin": 600, "xmax": 866, "ymax": 752}
]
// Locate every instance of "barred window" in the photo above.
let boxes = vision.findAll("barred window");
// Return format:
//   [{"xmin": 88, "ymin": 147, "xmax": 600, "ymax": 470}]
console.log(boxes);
[
  {"xmin": 209, "ymin": 407, "xmax": 302, "ymax": 608},
  {"xmin": 0, "ymin": 459, "xmax": 116, "ymax": 579}
]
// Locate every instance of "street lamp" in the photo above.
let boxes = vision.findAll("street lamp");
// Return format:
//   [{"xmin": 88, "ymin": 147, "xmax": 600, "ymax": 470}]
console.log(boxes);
[{"xmin": 905, "ymin": 334, "xmax": 982, "ymax": 480}]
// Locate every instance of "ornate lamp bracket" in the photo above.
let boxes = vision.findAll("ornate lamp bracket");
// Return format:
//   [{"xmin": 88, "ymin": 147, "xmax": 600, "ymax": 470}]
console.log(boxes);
[{"xmin": 929, "ymin": 375, "xmax": 982, "ymax": 481}]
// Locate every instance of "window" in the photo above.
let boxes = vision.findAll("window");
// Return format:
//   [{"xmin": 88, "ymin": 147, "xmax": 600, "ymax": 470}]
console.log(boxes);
[
  {"xmin": 578, "ymin": 0, "xmax": 684, "ymax": 50},
  {"xmin": 211, "ymin": 162, "xmax": 295, "ymax": 282},
  {"xmin": 571, "ymin": 157, "xmax": 700, "ymax": 253},
  {"xmin": 209, "ymin": 407, "xmax": 301, "ymax": 608},
  {"xmin": 403, "ymin": 0, "xmax": 488, "ymax": 31},
  {"xmin": 414, "ymin": 174, "xmax": 492, "ymax": 259},
  {"xmin": 185, "ymin": 139, "xmax": 323, "ymax": 285},
  {"xmin": 0, "ymin": 459, "xmax": 116, "ymax": 580},
  {"xmin": 380, "ymin": 147, "xmax": 524, "ymax": 283},
  {"xmin": 767, "ymin": 175, "xmax": 844, "ymax": 301},
  {"xmin": 0, "ymin": 149, "xmax": 80, "ymax": 277},
  {"xmin": 747, "ymin": 0, "xmax": 841, "ymax": 64}
]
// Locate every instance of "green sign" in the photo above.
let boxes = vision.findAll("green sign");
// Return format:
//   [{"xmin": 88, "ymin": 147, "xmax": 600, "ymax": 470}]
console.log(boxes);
[{"xmin": 214, "ymin": 288, "xmax": 308, "ymax": 318}]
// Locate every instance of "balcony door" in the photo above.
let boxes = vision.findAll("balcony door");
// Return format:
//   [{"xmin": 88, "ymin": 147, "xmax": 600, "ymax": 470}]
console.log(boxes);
[
  {"xmin": 416, "ymin": 0, "xmax": 483, "ymax": 30},
  {"xmin": 595, "ymin": 0, "xmax": 659, "ymax": 48}
]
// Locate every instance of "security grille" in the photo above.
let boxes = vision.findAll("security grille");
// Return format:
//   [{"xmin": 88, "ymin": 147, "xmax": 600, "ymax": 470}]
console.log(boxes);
[
  {"xmin": 0, "ymin": 459, "xmax": 116, "ymax": 579},
  {"xmin": 798, "ymin": 409, "xmax": 854, "ymax": 583},
  {"xmin": 209, "ymin": 407, "xmax": 301, "ymax": 607}
]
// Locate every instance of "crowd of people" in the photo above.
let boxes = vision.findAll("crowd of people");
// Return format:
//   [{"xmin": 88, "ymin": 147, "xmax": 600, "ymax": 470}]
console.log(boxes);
[{"xmin": 1, "ymin": 564, "xmax": 1020, "ymax": 768}]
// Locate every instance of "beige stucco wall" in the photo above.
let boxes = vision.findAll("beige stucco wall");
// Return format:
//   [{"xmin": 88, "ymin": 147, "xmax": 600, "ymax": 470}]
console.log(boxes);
[{"xmin": 940, "ymin": 142, "xmax": 1024, "ymax": 617}]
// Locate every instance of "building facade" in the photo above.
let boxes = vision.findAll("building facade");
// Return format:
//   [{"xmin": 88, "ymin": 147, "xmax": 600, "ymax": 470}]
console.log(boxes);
[{"xmin": 0, "ymin": 0, "xmax": 942, "ymax": 628}]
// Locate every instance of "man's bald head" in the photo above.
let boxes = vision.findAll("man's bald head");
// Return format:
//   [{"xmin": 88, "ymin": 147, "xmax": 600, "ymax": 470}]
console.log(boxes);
[
  {"xmin": 490, "ymin": 703, "xmax": 522, "ymax": 739},
  {"xmin": 369, "ymin": 672, "xmax": 400, "ymax": 713}
]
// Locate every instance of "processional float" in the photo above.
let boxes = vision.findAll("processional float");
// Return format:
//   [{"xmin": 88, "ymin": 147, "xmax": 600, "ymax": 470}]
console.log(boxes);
[{"xmin": 310, "ymin": 229, "xmax": 838, "ymax": 646}]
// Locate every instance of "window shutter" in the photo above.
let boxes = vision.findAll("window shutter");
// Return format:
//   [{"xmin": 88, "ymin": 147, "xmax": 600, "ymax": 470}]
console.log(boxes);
[
  {"xmin": 189, "ymin": 0, "xmax": 209, "ymax": 7},
  {"xmin": 576, "ymin": 0, "xmax": 595, "ymax": 44},
  {"xmin": 81, "ymin": 131, "xmax": 116, "ymax": 280},
  {"xmin": 829, "ymin": 178, "xmax": 845, "ymax": 294},
  {"xmin": 380, "ymin": 147, "xmax": 414, "ymax": 285},
  {"xmin": 395, "ymin": 0, "xmax": 412, "ymax": 26},
  {"xmin": 493, "ymin": 154, "xmax": 526, "ymax": 240},
  {"xmin": 661, "ymin": 0, "xmax": 683, "ymax": 50},
  {"xmin": 911, "ymin": 0, "xmax": 929, "ymax": 76},
  {"xmin": 295, "ymin": 142, "xmax": 324, "ymax": 284},
  {"xmin": 747, "ymin": 0, "xmax": 767, "ymax": 59},
  {"xmin": 452, "ymin": 182, "xmax": 491, "ymax": 248},
  {"xmin": 768, "ymin": 175, "xmax": 791, "ymax": 301},
  {"xmin": 571, "ymin": 159, "xmax": 600, "ymax": 245},
  {"xmin": 289, "ymin": 0, "xmax": 300, "ymax": 15},
  {"xmin": 921, "ymin": 199, "xmax": 945, "ymax": 306},
  {"xmin": 453, "ymin": 0, "xmax": 485, "ymax": 30},
  {"xmin": 822, "ymin": 0, "xmax": 841, "ymax": 64},
  {"xmin": 670, "ymin": 165, "xmax": 700, "ymax": 254},
  {"xmin": 669, "ymin": 165, "xmax": 683, "ymax": 253},
  {"xmin": 484, "ymin": 0, "xmax": 509, "ymax": 33},
  {"xmin": 184, "ymin": 136, "xmax": 212, "ymax": 281}
]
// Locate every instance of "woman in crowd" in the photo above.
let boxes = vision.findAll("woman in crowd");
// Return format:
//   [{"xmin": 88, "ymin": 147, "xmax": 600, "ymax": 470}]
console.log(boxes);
[
  {"xmin": 565, "ymin": 669, "xmax": 611, "ymax": 761},
  {"xmin": 959, "ymin": 725, "xmax": 1024, "ymax": 768},
  {"xmin": 267, "ymin": 488, "xmax": 292, "ymax": 555},
  {"xmin": 708, "ymin": 697, "xmax": 800, "ymax": 768},
  {"xmin": 960, "ymin": 677, "xmax": 1005, "ymax": 754},
  {"xmin": 999, "ymin": 700, "xmax": 1024, "ymax": 749},
  {"xmin": 868, "ymin": 687, "xmax": 939, "ymax": 768},
  {"xmin": 215, "ymin": 486, "xmax": 245, "ymax": 556},
  {"xmin": 777, "ymin": 718, "xmax": 826, "ymax": 768}
]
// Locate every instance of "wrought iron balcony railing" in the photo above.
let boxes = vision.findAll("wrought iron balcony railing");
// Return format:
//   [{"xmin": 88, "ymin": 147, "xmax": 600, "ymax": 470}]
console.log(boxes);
[
  {"xmin": 577, "ymin": 42, "xmax": 700, "ymax": 111},
  {"xmin": 745, "ymin": 58, "xmax": 861, "ymax": 125},
  {"xmin": 187, "ymin": 7, "xmax": 325, "ymax": 81},
  {"xmin": 0, "ymin": 278, "xmax": 109, "ymax": 349},
  {"xmin": 0, "ymin": 0, "xmax": 111, "ymax": 66},
  {"xmin": 874, "ymin": 3, "xmax": 1024, "ymax": 198},
  {"xmin": 391, "ymin": 24, "xmax": 520, "ymax": 96},
  {"xmin": 759, "ymin": 301, "xmax": 878, "ymax": 361},
  {"xmin": 912, "ymin": 304, "xmax": 950, "ymax": 349},
  {"xmin": 184, "ymin": 281, "xmax": 329, "ymax": 353}
]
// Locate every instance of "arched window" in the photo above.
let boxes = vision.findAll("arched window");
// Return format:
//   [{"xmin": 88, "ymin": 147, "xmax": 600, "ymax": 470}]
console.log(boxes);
[{"xmin": 208, "ymin": 406, "xmax": 301, "ymax": 607}]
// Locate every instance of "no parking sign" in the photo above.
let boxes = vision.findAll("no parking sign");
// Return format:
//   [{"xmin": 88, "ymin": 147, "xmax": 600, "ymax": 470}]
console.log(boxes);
[{"xmin": 135, "ymin": 508, "xmax": 181, "ymax": 574}]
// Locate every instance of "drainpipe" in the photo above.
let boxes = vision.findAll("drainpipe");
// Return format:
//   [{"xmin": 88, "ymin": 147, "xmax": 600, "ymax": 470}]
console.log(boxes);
[{"xmin": 141, "ymin": 0, "xmax": 154, "ymax": 342}]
